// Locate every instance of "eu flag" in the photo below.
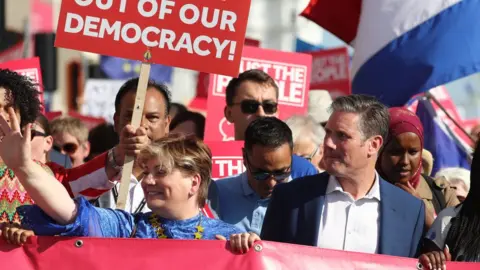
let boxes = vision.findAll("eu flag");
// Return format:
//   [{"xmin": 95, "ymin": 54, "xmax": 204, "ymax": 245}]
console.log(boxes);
[{"xmin": 100, "ymin": 56, "xmax": 173, "ymax": 84}]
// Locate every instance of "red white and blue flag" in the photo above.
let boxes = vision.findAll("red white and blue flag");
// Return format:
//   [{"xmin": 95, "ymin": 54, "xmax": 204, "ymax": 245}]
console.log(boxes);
[{"xmin": 302, "ymin": 0, "xmax": 480, "ymax": 106}]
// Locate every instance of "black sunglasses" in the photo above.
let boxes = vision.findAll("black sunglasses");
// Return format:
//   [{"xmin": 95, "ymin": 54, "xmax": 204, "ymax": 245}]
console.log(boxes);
[
  {"xmin": 244, "ymin": 154, "xmax": 291, "ymax": 182},
  {"xmin": 232, "ymin": 100, "xmax": 278, "ymax": 115},
  {"xmin": 30, "ymin": 130, "xmax": 47, "ymax": 141},
  {"xmin": 52, "ymin": 143, "xmax": 78, "ymax": 154}
]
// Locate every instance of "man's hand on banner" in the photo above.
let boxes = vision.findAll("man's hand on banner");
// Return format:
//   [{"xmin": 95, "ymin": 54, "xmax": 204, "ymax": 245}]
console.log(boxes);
[
  {"xmin": 216, "ymin": 232, "xmax": 261, "ymax": 254},
  {"xmin": 0, "ymin": 222, "xmax": 35, "ymax": 246},
  {"xmin": 0, "ymin": 108, "xmax": 32, "ymax": 170},
  {"xmin": 114, "ymin": 124, "xmax": 150, "ymax": 165}
]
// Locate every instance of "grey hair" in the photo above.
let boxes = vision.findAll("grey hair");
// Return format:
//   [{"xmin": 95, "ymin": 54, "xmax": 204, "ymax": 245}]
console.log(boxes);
[
  {"xmin": 435, "ymin": 167, "xmax": 471, "ymax": 190},
  {"xmin": 329, "ymin": 94, "xmax": 389, "ymax": 141},
  {"xmin": 285, "ymin": 115, "xmax": 326, "ymax": 145}
]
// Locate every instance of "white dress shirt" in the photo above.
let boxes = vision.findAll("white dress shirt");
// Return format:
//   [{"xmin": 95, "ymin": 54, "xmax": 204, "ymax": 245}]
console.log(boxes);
[
  {"xmin": 317, "ymin": 173, "xmax": 381, "ymax": 254},
  {"xmin": 96, "ymin": 174, "xmax": 150, "ymax": 214}
]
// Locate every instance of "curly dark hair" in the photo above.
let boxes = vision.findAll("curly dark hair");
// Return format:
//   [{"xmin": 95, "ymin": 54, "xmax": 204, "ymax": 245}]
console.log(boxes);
[{"xmin": 0, "ymin": 69, "xmax": 42, "ymax": 127}]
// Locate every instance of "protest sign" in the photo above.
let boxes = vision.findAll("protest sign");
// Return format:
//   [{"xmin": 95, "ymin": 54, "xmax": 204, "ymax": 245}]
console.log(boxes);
[
  {"xmin": 0, "ymin": 57, "xmax": 44, "ymax": 109},
  {"xmin": 0, "ymin": 41, "xmax": 24, "ymax": 62},
  {"xmin": 309, "ymin": 47, "xmax": 351, "ymax": 98},
  {"xmin": 195, "ymin": 38, "xmax": 261, "ymax": 104},
  {"xmin": 206, "ymin": 141, "xmax": 244, "ymax": 179},
  {"xmin": 81, "ymin": 79, "xmax": 126, "ymax": 123},
  {"xmin": 55, "ymin": 0, "xmax": 252, "ymax": 77},
  {"xmin": 204, "ymin": 46, "xmax": 311, "ymax": 141}
]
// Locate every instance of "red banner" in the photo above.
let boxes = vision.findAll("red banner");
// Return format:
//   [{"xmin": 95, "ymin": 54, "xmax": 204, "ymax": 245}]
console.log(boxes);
[
  {"xmin": 204, "ymin": 46, "xmax": 311, "ymax": 141},
  {"xmin": 0, "ymin": 57, "xmax": 45, "ymax": 111},
  {"xmin": 309, "ymin": 47, "xmax": 351, "ymax": 98},
  {"xmin": 1, "ymin": 237, "xmax": 477, "ymax": 270},
  {"xmin": 55, "ymin": 0, "xmax": 251, "ymax": 76}
]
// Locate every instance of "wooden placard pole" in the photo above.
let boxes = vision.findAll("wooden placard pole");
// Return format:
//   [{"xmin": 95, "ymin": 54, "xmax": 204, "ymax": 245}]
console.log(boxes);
[{"xmin": 116, "ymin": 50, "xmax": 152, "ymax": 210}]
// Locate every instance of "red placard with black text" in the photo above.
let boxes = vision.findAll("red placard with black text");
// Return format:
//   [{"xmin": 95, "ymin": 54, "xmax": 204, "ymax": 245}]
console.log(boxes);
[
  {"xmin": 204, "ymin": 46, "xmax": 311, "ymax": 141},
  {"xmin": 55, "ymin": 0, "xmax": 251, "ymax": 76}
]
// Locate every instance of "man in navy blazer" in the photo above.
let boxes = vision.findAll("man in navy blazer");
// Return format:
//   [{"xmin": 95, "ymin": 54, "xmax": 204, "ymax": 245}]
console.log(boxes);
[{"xmin": 261, "ymin": 95, "xmax": 425, "ymax": 258}]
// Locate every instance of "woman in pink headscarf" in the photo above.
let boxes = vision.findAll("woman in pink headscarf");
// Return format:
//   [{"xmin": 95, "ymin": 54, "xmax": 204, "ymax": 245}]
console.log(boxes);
[{"xmin": 377, "ymin": 107, "xmax": 459, "ymax": 229}]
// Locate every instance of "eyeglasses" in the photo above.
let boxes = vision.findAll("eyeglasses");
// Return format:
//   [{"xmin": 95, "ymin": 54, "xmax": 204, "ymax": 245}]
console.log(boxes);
[
  {"xmin": 232, "ymin": 100, "xmax": 278, "ymax": 115},
  {"xmin": 30, "ymin": 130, "xmax": 46, "ymax": 141},
  {"xmin": 52, "ymin": 143, "xmax": 78, "ymax": 154},
  {"xmin": 304, "ymin": 147, "xmax": 319, "ymax": 162},
  {"xmin": 244, "ymin": 154, "xmax": 291, "ymax": 182}
]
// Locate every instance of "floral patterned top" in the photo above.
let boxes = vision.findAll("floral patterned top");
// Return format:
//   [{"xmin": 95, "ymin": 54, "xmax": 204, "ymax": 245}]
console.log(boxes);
[{"xmin": 0, "ymin": 161, "xmax": 53, "ymax": 224}]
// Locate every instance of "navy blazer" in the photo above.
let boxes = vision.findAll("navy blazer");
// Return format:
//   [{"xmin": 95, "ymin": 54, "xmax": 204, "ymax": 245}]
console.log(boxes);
[{"xmin": 260, "ymin": 172, "xmax": 425, "ymax": 258}]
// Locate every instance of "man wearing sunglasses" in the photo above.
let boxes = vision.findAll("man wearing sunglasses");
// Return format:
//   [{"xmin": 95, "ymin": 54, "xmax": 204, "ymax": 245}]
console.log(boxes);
[
  {"xmin": 208, "ymin": 117, "xmax": 318, "ymax": 235},
  {"xmin": 224, "ymin": 69, "xmax": 280, "ymax": 140}
]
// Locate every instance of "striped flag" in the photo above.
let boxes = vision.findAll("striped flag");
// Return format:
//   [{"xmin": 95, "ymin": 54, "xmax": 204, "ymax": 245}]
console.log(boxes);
[{"xmin": 302, "ymin": 0, "xmax": 480, "ymax": 106}]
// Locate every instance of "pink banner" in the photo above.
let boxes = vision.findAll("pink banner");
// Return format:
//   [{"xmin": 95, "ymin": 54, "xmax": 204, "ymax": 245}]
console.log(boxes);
[{"xmin": 0, "ymin": 237, "xmax": 477, "ymax": 269}]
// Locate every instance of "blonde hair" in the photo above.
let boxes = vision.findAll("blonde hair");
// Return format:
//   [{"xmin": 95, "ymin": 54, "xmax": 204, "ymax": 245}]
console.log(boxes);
[
  {"xmin": 435, "ymin": 167, "xmax": 471, "ymax": 191},
  {"xmin": 50, "ymin": 116, "xmax": 89, "ymax": 143},
  {"xmin": 138, "ymin": 134, "xmax": 212, "ymax": 207},
  {"xmin": 285, "ymin": 115, "xmax": 325, "ymax": 145}
]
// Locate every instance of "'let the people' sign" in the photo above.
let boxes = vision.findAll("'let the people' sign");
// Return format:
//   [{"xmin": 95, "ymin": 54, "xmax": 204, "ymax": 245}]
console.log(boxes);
[{"xmin": 55, "ymin": 0, "xmax": 251, "ymax": 77}]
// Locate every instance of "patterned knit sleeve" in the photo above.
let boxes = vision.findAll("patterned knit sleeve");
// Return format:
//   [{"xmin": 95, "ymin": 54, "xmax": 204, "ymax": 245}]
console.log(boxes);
[{"xmin": 18, "ymin": 197, "xmax": 135, "ymax": 238}]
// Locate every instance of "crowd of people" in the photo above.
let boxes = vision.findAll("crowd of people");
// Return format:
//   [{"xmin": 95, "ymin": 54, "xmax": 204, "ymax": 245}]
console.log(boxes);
[{"xmin": 0, "ymin": 67, "xmax": 476, "ymax": 268}]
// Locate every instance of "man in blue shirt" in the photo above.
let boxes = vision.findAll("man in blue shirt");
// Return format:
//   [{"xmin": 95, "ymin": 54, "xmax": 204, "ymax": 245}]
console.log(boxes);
[{"xmin": 208, "ymin": 117, "xmax": 317, "ymax": 234}]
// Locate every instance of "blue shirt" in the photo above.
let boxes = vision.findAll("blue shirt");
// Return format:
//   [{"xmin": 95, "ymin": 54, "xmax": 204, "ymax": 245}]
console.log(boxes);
[
  {"xmin": 19, "ymin": 197, "xmax": 243, "ymax": 240},
  {"xmin": 208, "ymin": 155, "xmax": 318, "ymax": 234}
]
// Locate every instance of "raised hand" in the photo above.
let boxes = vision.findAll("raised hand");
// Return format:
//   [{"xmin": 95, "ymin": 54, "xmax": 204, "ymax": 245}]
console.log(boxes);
[
  {"xmin": 0, "ymin": 108, "xmax": 32, "ymax": 170},
  {"xmin": 113, "ymin": 124, "xmax": 150, "ymax": 166}
]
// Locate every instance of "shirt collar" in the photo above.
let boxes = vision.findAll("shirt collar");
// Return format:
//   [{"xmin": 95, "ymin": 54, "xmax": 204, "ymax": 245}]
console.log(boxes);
[
  {"xmin": 326, "ymin": 172, "xmax": 381, "ymax": 201},
  {"xmin": 241, "ymin": 172, "xmax": 255, "ymax": 196}
]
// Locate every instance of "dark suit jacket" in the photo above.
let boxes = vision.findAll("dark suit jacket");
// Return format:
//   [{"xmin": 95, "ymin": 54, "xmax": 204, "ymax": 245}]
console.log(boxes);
[{"xmin": 260, "ymin": 172, "xmax": 425, "ymax": 258}]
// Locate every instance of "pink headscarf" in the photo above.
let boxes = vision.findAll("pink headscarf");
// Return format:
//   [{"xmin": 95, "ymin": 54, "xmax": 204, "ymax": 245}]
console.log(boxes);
[{"xmin": 379, "ymin": 107, "xmax": 424, "ymax": 188}]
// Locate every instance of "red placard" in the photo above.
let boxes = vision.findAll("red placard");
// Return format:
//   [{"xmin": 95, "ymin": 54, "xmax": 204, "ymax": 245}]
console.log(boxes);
[
  {"xmin": 309, "ymin": 47, "xmax": 351, "ymax": 98},
  {"xmin": 207, "ymin": 141, "xmax": 244, "ymax": 179},
  {"xmin": 195, "ymin": 38, "xmax": 261, "ymax": 100},
  {"xmin": 1, "ymin": 237, "xmax": 478, "ymax": 270},
  {"xmin": 0, "ymin": 41, "xmax": 24, "ymax": 62},
  {"xmin": 55, "ymin": 0, "xmax": 251, "ymax": 77},
  {"xmin": 204, "ymin": 46, "xmax": 311, "ymax": 141},
  {"xmin": 0, "ymin": 57, "xmax": 44, "ymax": 110}
]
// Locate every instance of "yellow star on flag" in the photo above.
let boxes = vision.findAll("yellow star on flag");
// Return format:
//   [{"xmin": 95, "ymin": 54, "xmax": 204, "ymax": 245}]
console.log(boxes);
[
  {"xmin": 122, "ymin": 62, "xmax": 131, "ymax": 73},
  {"xmin": 196, "ymin": 225, "xmax": 204, "ymax": 233},
  {"xmin": 194, "ymin": 232, "xmax": 203, "ymax": 239}
]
